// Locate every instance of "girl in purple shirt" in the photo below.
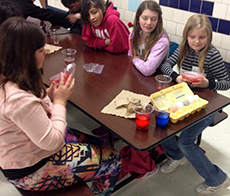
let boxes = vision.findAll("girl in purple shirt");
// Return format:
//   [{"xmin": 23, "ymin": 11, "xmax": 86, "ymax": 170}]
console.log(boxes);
[{"xmin": 129, "ymin": 0, "xmax": 169, "ymax": 76}]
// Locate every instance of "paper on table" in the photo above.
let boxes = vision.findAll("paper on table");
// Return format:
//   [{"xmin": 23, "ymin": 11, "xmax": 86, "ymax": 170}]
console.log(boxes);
[
  {"xmin": 45, "ymin": 44, "xmax": 62, "ymax": 54},
  {"xmin": 101, "ymin": 90, "xmax": 150, "ymax": 118}
]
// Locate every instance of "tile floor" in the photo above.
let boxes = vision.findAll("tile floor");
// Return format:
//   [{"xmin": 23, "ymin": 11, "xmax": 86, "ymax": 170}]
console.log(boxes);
[{"xmin": 0, "ymin": 90, "xmax": 230, "ymax": 196}]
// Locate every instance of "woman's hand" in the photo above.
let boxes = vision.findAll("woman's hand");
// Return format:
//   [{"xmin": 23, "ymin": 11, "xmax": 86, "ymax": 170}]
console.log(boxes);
[
  {"xmin": 190, "ymin": 78, "xmax": 209, "ymax": 88},
  {"xmin": 52, "ymin": 74, "xmax": 75, "ymax": 106}
]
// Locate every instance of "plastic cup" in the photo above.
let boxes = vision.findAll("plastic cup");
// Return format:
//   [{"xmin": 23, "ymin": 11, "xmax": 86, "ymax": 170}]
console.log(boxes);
[
  {"xmin": 61, "ymin": 48, "xmax": 77, "ymax": 66},
  {"xmin": 155, "ymin": 110, "xmax": 169, "ymax": 127},
  {"xmin": 49, "ymin": 28, "xmax": 59, "ymax": 45},
  {"xmin": 134, "ymin": 103, "xmax": 154, "ymax": 132},
  {"xmin": 155, "ymin": 75, "xmax": 172, "ymax": 91}
]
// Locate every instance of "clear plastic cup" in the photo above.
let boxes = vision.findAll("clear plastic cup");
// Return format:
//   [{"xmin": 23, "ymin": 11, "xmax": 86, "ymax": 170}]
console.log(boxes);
[
  {"xmin": 133, "ymin": 103, "xmax": 154, "ymax": 132},
  {"xmin": 49, "ymin": 28, "xmax": 59, "ymax": 45},
  {"xmin": 61, "ymin": 48, "xmax": 77, "ymax": 66},
  {"xmin": 155, "ymin": 75, "xmax": 172, "ymax": 91},
  {"xmin": 155, "ymin": 110, "xmax": 169, "ymax": 127}
]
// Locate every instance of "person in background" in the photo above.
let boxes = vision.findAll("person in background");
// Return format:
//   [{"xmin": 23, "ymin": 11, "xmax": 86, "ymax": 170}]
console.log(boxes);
[
  {"xmin": 61, "ymin": 0, "xmax": 82, "ymax": 35},
  {"xmin": 0, "ymin": 17, "xmax": 121, "ymax": 196},
  {"xmin": 160, "ymin": 14, "xmax": 230, "ymax": 195},
  {"xmin": 0, "ymin": 0, "xmax": 22, "ymax": 25},
  {"xmin": 81, "ymin": 0, "xmax": 129, "ymax": 54},
  {"xmin": 10, "ymin": 0, "xmax": 73, "ymax": 29},
  {"xmin": 129, "ymin": 0, "xmax": 169, "ymax": 76}
]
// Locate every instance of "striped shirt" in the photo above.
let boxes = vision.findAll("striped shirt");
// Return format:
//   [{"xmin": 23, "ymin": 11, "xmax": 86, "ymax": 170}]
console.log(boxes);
[{"xmin": 160, "ymin": 46, "xmax": 230, "ymax": 91}]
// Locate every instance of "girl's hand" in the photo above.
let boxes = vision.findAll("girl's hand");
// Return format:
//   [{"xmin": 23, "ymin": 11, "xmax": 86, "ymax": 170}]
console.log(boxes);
[
  {"xmin": 105, "ymin": 38, "xmax": 110, "ymax": 46},
  {"xmin": 52, "ymin": 74, "xmax": 75, "ymax": 106},
  {"xmin": 176, "ymin": 75, "xmax": 191, "ymax": 84},
  {"xmin": 190, "ymin": 78, "xmax": 209, "ymax": 88},
  {"xmin": 67, "ymin": 13, "xmax": 81, "ymax": 24},
  {"xmin": 47, "ymin": 82, "xmax": 55, "ymax": 98}
]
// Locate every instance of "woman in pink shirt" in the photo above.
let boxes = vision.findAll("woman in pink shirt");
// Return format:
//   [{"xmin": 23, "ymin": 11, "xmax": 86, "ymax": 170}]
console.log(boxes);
[{"xmin": 0, "ymin": 17, "xmax": 121, "ymax": 195}]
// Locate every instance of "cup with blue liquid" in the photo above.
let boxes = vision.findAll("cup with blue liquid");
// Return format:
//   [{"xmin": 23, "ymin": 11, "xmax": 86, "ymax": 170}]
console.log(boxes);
[{"xmin": 155, "ymin": 110, "xmax": 169, "ymax": 127}]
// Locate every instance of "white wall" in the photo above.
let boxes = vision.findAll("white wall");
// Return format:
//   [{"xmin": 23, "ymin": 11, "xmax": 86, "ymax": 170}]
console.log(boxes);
[{"xmin": 47, "ymin": 0, "xmax": 230, "ymax": 62}]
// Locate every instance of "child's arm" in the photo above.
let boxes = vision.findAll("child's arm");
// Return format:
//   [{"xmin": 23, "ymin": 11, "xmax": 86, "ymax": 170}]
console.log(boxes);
[
  {"xmin": 160, "ymin": 48, "xmax": 180, "ymax": 81},
  {"xmin": 132, "ymin": 35, "xmax": 169, "ymax": 76},
  {"xmin": 205, "ymin": 49, "xmax": 230, "ymax": 91},
  {"xmin": 67, "ymin": 13, "xmax": 81, "ymax": 24},
  {"xmin": 82, "ymin": 25, "xmax": 107, "ymax": 49},
  {"xmin": 104, "ymin": 16, "xmax": 129, "ymax": 53}
]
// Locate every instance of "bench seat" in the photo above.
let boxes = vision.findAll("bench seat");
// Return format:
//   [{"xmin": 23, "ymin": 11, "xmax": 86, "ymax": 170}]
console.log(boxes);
[{"xmin": 17, "ymin": 181, "xmax": 93, "ymax": 196}]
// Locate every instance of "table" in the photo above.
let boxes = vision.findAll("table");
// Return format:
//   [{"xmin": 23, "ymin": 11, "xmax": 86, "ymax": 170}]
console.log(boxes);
[{"xmin": 43, "ymin": 33, "xmax": 230, "ymax": 152}]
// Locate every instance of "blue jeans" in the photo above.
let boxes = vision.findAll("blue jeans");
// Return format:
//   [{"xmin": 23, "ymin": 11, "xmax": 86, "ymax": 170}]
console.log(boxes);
[{"xmin": 161, "ymin": 115, "xmax": 227, "ymax": 186}]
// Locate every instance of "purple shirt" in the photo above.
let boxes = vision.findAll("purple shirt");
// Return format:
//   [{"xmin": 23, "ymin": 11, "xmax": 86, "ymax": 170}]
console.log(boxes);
[{"xmin": 131, "ymin": 32, "xmax": 169, "ymax": 76}]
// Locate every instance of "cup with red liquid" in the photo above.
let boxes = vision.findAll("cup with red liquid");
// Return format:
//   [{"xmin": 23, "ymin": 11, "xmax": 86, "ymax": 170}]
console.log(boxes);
[
  {"xmin": 61, "ymin": 48, "xmax": 77, "ymax": 66},
  {"xmin": 155, "ymin": 75, "xmax": 172, "ymax": 91},
  {"xmin": 134, "ymin": 103, "xmax": 154, "ymax": 132}
]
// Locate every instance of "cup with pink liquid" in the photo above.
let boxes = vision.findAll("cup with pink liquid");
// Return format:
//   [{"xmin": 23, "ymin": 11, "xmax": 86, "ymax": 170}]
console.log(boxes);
[{"xmin": 61, "ymin": 48, "xmax": 77, "ymax": 66}]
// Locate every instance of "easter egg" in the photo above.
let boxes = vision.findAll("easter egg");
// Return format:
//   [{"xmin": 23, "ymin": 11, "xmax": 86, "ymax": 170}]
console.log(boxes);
[
  {"xmin": 182, "ymin": 99, "xmax": 189, "ymax": 106},
  {"xmin": 187, "ymin": 96, "xmax": 194, "ymax": 104}
]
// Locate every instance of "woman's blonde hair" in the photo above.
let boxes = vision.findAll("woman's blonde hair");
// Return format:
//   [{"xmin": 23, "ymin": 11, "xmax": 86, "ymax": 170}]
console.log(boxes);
[
  {"xmin": 178, "ymin": 14, "xmax": 212, "ymax": 72},
  {"xmin": 133, "ymin": 0, "xmax": 165, "ymax": 61}
]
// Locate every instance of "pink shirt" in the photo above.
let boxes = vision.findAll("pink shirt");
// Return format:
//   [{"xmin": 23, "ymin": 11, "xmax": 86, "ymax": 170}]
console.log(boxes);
[{"xmin": 0, "ymin": 82, "xmax": 66, "ymax": 169}]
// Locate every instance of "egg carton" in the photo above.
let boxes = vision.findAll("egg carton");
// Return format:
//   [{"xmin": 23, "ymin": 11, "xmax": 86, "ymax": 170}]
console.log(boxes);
[
  {"xmin": 150, "ymin": 82, "xmax": 209, "ymax": 123},
  {"xmin": 169, "ymin": 98, "xmax": 208, "ymax": 123}
]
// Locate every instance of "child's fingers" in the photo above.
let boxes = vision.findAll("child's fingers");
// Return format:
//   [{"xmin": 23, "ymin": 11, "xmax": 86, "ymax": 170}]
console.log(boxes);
[
  {"xmin": 65, "ymin": 74, "xmax": 73, "ymax": 86},
  {"xmin": 69, "ymin": 78, "xmax": 75, "ymax": 90},
  {"xmin": 59, "ymin": 74, "xmax": 65, "ymax": 86}
]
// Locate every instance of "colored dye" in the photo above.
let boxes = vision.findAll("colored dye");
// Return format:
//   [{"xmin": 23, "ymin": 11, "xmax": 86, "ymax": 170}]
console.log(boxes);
[
  {"xmin": 156, "ymin": 114, "xmax": 169, "ymax": 127},
  {"xmin": 136, "ymin": 114, "xmax": 150, "ymax": 131}
]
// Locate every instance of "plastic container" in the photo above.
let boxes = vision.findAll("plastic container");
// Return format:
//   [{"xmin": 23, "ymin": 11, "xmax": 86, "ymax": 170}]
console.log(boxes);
[
  {"xmin": 133, "ymin": 103, "xmax": 154, "ymax": 131},
  {"xmin": 150, "ymin": 82, "xmax": 208, "ymax": 123},
  {"xmin": 181, "ymin": 70, "xmax": 205, "ymax": 82},
  {"xmin": 50, "ymin": 62, "xmax": 76, "ymax": 85},
  {"xmin": 155, "ymin": 75, "xmax": 172, "ymax": 91}
]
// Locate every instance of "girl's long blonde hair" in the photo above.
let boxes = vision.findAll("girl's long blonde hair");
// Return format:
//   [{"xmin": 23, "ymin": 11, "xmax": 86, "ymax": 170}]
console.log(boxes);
[
  {"xmin": 178, "ymin": 14, "xmax": 212, "ymax": 72},
  {"xmin": 133, "ymin": 0, "xmax": 164, "ymax": 61}
]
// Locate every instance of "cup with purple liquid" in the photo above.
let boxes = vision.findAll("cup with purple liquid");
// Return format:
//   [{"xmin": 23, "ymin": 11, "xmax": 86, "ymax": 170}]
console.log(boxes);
[{"xmin": 61, "ymin": 48, "xmax": 77, "ymax": 66}]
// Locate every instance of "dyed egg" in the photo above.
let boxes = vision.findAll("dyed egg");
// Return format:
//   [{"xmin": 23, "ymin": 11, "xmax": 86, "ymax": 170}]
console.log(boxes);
[
  {"xmin": 175, "ymin": 101, "xmax": 184, "ymax": 109},
  {"xmin": 187, "ymin": 96, "xmax": 195, "ymax": 104},
  {"xmin": 182, "ymin": 99, "xmax": 190, "ymax": 106},
  {"xmin": 194, "ymin": 95, "xmax": 200, "ymax": 101},
  {"xmin": 169, "ymin": 105, "xmax": 178, "ymax": 113}
]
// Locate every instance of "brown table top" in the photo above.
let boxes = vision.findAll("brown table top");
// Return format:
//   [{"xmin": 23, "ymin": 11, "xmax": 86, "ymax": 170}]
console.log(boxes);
[{"xmin": 43, "ymin": 33, "xmax": 230, "ymax": 151}]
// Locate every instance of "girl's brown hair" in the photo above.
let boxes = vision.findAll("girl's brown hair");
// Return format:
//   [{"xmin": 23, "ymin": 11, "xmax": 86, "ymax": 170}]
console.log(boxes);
[
  {"xmin": 133, "ymin": 0, "xmax": 165, "ymax": 61},
  {"xmin": 178, "ymin": 14, "xmax": 212, "ymax": 72},
  {"xmin": 81, "ymin": 0, "xmax": 111, "ymax": 24},
  {"xmin": 0, "ymin": 17, "xmax": 46, "ymax": 98}
]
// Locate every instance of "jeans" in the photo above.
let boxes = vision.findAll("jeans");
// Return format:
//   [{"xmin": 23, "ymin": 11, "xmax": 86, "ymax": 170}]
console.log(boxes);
[{"xmin": 161, "ymin": 115, "xmax": 227, "ymax": 186}]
